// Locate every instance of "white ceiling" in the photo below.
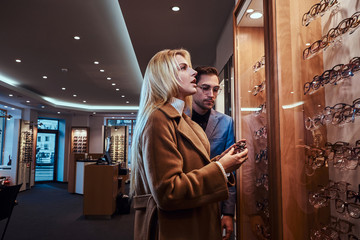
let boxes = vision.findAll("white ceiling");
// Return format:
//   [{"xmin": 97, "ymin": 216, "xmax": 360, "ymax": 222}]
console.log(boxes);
[{"xmin": 0, "ymin": 0, "xmax": 234, "ymax": 115}]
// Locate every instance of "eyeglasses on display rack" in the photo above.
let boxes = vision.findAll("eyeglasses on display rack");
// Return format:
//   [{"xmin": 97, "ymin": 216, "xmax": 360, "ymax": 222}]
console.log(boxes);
[
  {"xmin": 252, "ymin": 81, "xmax": 266, "ymax": 96},
  {"xmin": 303, "ymin": 11, "xmax": 360, "ymax": 60},
  {"xmin": 347, "ymin": 185, "xmax": 360, "ymax": 203},
  {"xmin": 310, "ymin": 219, "xmax": 357, "ymax": 240},
  {"xmin": 334, "ymin": 198, "xmax": 360, "ymax": 219},
  {"xmin": 255, "ymin": 173, "xmax": 269, "ymax": 191},
  {"xmin": 305, "ymin": 142, "xmax": 360, "ymax": 173},
  {"xmin": 256, "ymin": 199, "xmax": 269, "ymax": 218},
  {"xmin": 255, "ymin": 102, "xmax": 266, "ymax": 115},
  {"xmin": 305, "ymin": 98, "xmax": 360, "ymax": 130},
  {"xmin": 304, "ymin": 57, "xmax": 360, "ymax": 95},
  {"xmin": 302, "ymin": 0, "xmax": 339, "ymax": 27},
  {"xmin": 308, "ymin": 181, "xmax": 350, "ymax": 208},
  {"xmin": 255, "ymin": 148, "xmax": 268, "ymax": 164},
  {"xmin": 252, "ymin": 56, "xmax": 265, "ymax": 73},
  {"xmin": 310, "ymin": 225, "xmax": 339, "ymax": 240},
  {"xmin": 255, "ymin": 224, "xmax": 270, "ymax": 240},
  {"xmin": 197, "ymin": 84, "xmax": 222, "ymax": 95},
  {"xmin": 254, "ymin": 126, "xmax": 267, "ymax": 139},
  {"xmin": 330, "ymin": 216, "xmax": 354, "ymax": 235}
]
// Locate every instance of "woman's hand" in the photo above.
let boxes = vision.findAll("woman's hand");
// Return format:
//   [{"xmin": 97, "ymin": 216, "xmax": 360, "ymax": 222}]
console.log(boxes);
[{"xmin": 219, "ymin": 147, "xmax": 248, "ymax": 173}]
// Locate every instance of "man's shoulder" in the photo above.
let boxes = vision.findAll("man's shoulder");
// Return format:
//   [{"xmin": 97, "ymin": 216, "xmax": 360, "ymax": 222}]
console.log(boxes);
[{"xmin": 211, "ymin": 109, "xmax": 233, "ymax": 122}]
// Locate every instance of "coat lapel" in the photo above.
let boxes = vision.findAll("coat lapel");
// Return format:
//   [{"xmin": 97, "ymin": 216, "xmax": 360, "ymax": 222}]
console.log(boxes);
[
  {"xmin": 159, "ymin": 103, "xmax": 210, "ymax": 162},
  {"xmin": 205, "ymin": 109, "xmax": 219, "ymax": 139}
]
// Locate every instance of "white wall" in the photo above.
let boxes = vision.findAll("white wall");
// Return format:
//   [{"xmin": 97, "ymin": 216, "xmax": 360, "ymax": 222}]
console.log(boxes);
[{"xmin": 89, "ymin": 115, "xmax": 105, "ymax": 153}]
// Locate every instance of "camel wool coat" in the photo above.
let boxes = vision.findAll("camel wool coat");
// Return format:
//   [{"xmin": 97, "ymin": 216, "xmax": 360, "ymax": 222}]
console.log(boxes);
[{"xmin": 133, "ymin": 102, "xmax": 230, "ymax": 240}]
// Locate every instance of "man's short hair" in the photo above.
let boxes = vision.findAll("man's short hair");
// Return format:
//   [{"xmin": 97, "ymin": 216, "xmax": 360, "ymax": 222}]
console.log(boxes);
[{"xmin": 194, "ymin": 66, "xmax": 219, "ymax": 84}]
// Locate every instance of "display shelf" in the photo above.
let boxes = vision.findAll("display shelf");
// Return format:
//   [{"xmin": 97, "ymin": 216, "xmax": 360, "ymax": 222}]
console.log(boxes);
[
  {"xmin": 234, "ymin": 0, "xmax": 360, "ymax": 239},
  {"xmin": 104, "ymin": 126, "xmax": 128, "ymax": 164},
  {"xmin": 71, "ymin": 127, "xmax": 89, "ymax": 154}
]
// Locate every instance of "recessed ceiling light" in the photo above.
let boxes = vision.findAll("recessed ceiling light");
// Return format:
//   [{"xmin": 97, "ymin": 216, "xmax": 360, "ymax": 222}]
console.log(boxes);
[
  {"xmin": 62, "ymin": 87, "xmax": 66, "ymax": 90},
  {"xmin": 121, "ymin": 95, "xmax": 125, "ymax": 98},
  {"xmin": 4, "ymin": 106, "xmax": 8, "ymax": 108},
  {"xmin": 100, "ymin": 69, "xmax": 105, "ymax": 72},
  {"xmin": 121, "ymin": 117, "xmax": 125, "ymax": 119},
  {"xmin": 42, "ymin": 76, "xmax": 47, "ymax": 79},
  {"xmin": 83, "ymin": 100, "xmax": 86, "ymax": 103},
  {"xmin": 107, "ymin": 77, "xmax": 111, "ymax": 80},
  {"xmin": 57, "ymin": 112, "xmax": 61, "ymax": 114},
  {"xmin": 248, "ymin": 90, "xmax": 251, "ymax": 93},
  {"xmin": 41, "ymin": 106, "xmax": 45, "ymax": 108},
  {"xmin": 15, "ymin": 59, "xmax": 21, "ymax": 63},
  {"xmin": 290, "ymin": 91, "xmax": 294, "ymax": 94},
  {"xmin": 93, "ymin": 112, "xmax": 96, "ymax": 114},
  {"xmin": 246, "ymin": 9, "xmax": 255, "ymax": 13},
  {"xmin": 112, "ymin": 117, "xmax": 115, "ymax": 119},
  {"xmin": 305, "ymin": 43, "xmax": 311, "ymax": 46},
  {"xmin": 74, "ymin": 36, "xmax": 80, "ymax": 40},
  {"xmin": 112, "ymin": 83, "xmax": 116, "ymax": 86},
  {"xmin": 9, "ymin": 94, "xmax": 13, "ymax": 97},
  {"xmin": 126, "ymin": 101, "xmax": 129, "ymax": 104},
  {"xmin": 116, "ymin": 88, "xmax": 119, "ymax": 91},
  {"xmin": 26, "ymin": 100, "xmax": 30, "ymax": 103},
  {"xmin": 73, "ymin": 94, "xmax": 77, "ymax": 97},
  {"xmin": 172, "ymin": 6, "xmax": 180, "ymax": 12},
  {"xmin": 94, "ymin": 61, "xmax": 99, "ymax": 64},
  {"xmin": 11, "ymin": 108, "xmax": 15, "ymax": 110},
  {"xmin": 249, "ymin": 11, "xmax": 263, "ymax": 19},
  {"xmin": 131, "ymin": 112, "xmax": 134, "ymax": 114}
]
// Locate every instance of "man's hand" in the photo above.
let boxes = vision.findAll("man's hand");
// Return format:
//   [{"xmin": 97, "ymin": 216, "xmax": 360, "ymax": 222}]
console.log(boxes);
[{"xmin": 221, "ymin": 215, "xmax": 234, "ymax": 240}]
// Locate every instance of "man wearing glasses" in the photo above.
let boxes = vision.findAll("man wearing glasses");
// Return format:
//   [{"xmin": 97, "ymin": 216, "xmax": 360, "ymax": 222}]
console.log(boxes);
[{"xmin": 191, "ymin": 66, "xmax": 236, "ymax": 240}]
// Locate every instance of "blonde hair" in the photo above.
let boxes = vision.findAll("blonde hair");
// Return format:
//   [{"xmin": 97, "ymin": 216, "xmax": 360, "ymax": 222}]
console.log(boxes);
[{"xmin": 130, "ymin": 49, "xmax": 193, "ymax": 197}]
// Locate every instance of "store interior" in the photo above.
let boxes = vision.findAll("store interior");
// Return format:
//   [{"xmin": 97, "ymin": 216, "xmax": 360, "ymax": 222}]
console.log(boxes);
[{"xmin": 1, "ymin": 0, "xmax": 360, "ymax": 239}]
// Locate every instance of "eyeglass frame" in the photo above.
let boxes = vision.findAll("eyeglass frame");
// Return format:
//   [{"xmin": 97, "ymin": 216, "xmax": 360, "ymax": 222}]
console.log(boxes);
[{"xmin": 196, "ymin": 84, "xmax": 222, "ymax": 95}]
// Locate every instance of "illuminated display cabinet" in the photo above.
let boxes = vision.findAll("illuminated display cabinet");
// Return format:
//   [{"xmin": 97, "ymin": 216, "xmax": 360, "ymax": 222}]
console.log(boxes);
[{"xmin": 234, "ymin": 0, "xmax": 360, "ymax": 239}]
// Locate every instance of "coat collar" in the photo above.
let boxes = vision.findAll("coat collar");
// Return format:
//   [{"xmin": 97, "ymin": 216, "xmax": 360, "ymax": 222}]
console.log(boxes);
[
  {"xmin": 159, "ymin": 103, "xmax": 210, "ymax": 162},
  {"xmin": 205, "ymin": 109, "xmax": 219, "ymax": 138}
]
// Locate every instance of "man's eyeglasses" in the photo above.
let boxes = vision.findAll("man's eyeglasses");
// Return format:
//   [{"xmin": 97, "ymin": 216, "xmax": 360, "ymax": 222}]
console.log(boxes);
[{"xmin": 197, "ymin": 84, "xmax": 222, "ymax": 95}]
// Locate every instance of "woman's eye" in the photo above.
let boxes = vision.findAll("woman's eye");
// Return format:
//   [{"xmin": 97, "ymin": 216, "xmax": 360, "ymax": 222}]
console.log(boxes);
[{"xmin": 180, "ymin": 65, "xmax": 187, "ymax": 70}]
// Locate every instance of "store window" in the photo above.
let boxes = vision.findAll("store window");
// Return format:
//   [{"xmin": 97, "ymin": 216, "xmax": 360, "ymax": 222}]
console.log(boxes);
[{"xmin": 37, "ymin": 119, "xmax": 59, "ymax": 130}]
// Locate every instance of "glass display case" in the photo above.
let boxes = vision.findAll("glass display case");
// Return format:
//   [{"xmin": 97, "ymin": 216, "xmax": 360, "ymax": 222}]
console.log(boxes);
[
  {"xmin": 234, "ymin": 0, "xmax": 360, "ymax": 239},
  {"xmin": 71, "ymin": 127, "xmax": 89, "ymax": 154},
  {"xmin": 233, "ymin": 1, "xmax": 270, "ymax": 239},
  {"xmin": 17, "ymin": 120, "xmax": 36, "ymax": 191},
  {"xmin": 103, "ymin": 126, "xmax": 128, "ymax": 164},
  {"xmin": 0, "ymin": 109, "xmax": 7, "ymax": 165}
]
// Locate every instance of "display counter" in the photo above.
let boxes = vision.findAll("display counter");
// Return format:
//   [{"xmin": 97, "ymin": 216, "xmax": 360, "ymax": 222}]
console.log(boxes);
[{"xmin": 75, "ymin": 160, "xmax": 96, "ymax": 194}]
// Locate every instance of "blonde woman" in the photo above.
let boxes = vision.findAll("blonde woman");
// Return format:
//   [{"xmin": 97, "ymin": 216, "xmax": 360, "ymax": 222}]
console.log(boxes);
[{"xmin": 131, "ymin": 49, "xmax": 248, "ymax": 240}]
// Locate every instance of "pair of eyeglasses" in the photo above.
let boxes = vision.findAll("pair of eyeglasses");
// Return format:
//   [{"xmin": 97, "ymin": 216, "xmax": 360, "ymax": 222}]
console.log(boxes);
[
  {"xmin": 254, "ymin": 126, "xmax": 267, "ymax": 139},
  {"xmin": 197, "ymin": 84, "xmax": 222, "ymax": 95},
  {"xmin": 252, "ymin": 81, "xmax": 266, "ymax": 96},
  {"xmin": 255, "ymin": 173, "xmax": 269, "ymax": 191},
  {"xmin": 255, "ymin": 148, "xmax": 268, "ymax": 164},
  {"xmin": 302, "ymin": 0, "xmax": 339, "ymax": 27},
  {"xmin": 252, "ymin": 56, "xmax": 265, "ymax": 73},
  {"xmin": 347, "ymin": 185, "xmax": 360, "ymax": 203},
  {"xmin": 304, "ymin": 57, "xmax": 360, "ymax": 95},
  {"xmin": 303, "ymin": 11, "xmax": 360, "ymax": 60},
  {"xmin": 335, "ymin": 198, "xmax": 360, "ymax": 218}
]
